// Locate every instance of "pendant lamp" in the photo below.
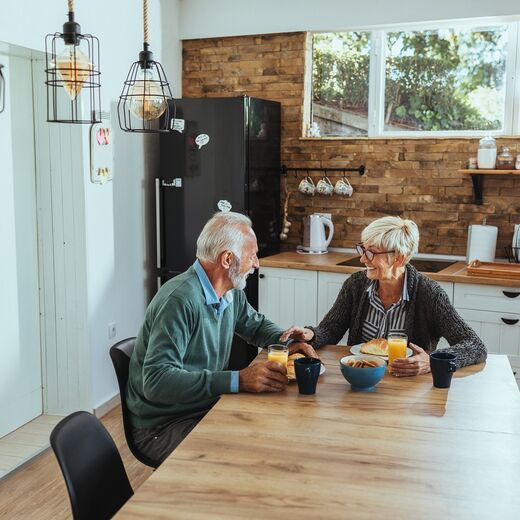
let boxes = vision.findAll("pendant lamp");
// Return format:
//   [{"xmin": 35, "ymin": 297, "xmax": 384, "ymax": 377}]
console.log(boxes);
[
  {"xmin": 45, "ymin": 0, "xmax": 101, "ymax": 124},
  {"xmin": 118, "ymin": 0, "xmax": 173, "ymax": 133}
]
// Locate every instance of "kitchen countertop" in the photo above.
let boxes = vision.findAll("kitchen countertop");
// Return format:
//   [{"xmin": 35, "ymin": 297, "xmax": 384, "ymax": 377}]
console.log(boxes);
[{"xmin": 260, "ymin": 252, "xmax": 520, "ymax": 288}]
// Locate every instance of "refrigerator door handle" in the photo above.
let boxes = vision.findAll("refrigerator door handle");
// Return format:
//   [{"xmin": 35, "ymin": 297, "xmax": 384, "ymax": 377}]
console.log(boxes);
[{"xmin": 155, "ymin": 178, "xmax": 161, "ymax": 270}]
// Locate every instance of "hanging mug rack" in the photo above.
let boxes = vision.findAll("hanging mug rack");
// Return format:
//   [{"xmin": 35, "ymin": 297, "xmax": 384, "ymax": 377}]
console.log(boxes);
[{"xmin": 280, "ymin": 164, "xmax": 366, "ymax": 176}]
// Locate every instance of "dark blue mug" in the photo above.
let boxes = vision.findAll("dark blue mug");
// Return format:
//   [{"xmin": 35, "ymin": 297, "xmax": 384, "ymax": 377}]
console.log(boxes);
[
  {"xmin": 294, "ymin": 357, "xmax": 321, "ymax": 395},
  {"xmin": 430, "ymin": 352, "xmax": 457, "ymax": 388}
]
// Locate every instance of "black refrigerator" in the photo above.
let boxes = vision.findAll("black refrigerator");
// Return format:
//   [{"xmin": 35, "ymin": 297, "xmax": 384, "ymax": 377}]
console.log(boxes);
[{"xmin": 156, "ymin": 96, "xmax": 281, "ymax": 369}]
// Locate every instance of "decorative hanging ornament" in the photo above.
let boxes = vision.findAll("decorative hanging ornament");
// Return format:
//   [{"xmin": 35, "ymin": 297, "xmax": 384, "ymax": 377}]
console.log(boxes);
[
  {"xmin": 0, "ymin": 64, "xmax": 5, "ymax": 114},
  {"xmin": 118, "ymin": 0, "xmax": 173, "ymax": 133},
  {"xmin": 45, "ymin": 0, "xmax": 101, "ymax": 124}
]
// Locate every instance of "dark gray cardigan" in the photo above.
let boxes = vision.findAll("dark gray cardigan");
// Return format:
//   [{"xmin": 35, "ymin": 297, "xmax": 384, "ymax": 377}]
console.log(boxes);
[{"xmin": 309, "ymin": 265, "xmax": 487, "ymax": 369}]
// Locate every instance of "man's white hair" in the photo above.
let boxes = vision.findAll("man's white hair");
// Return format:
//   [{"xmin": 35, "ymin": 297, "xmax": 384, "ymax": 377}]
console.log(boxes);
[
  {"xmin": 196, "ymin": 211, "xmax": 253, "ymax": 263},
  {"xmin": 361, "ymin": 216, "xmax": 419, "ymax": 263}
]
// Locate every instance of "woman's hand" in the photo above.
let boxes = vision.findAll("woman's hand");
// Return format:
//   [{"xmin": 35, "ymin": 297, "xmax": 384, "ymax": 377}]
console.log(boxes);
[
  {"xmin": 390, "ymin": 343, "xmax": 430, "ymax": 377},
  {"xmin": 279, "ymin": 326, "xmax": 314, "ymax": 343},
  {"xmin": 288, "ymin": 342, "xmax": 319, "ymax": 359}
]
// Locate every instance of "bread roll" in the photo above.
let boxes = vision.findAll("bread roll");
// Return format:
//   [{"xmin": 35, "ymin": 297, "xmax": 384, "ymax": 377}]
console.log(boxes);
[
  {"xmin": 287, "ymin": 353, "xmax": 305, "ymax": 379},
  {"xmin": 360, "ymin": 338, "xmax": 388, "ymax": 356}
]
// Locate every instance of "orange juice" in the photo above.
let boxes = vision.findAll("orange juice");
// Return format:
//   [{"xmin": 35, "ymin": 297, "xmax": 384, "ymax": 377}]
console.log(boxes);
[
  {"xmin": 268, "ymin": 350, "xmax": 288, "ymax": 368},
  {"xmin": 387, "ymin": 336, "xmax": 408, "ymax": 366}
]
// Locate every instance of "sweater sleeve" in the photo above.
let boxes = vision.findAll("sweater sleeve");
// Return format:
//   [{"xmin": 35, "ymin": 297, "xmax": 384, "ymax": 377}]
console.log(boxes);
[
  {"xmin": 308, "ymin": 278, "xmax": 354, "ymax": 348},
  {"xmin": 233, "ymin": 290, "xmax": 284, "ymax": 348},
  {"xmin": 141, "ymin": 297, "xmax": 232, "ymax": 405},
  {"xmin": 431, "ymin": 286, "xmax": 487, "ymax": 368}
]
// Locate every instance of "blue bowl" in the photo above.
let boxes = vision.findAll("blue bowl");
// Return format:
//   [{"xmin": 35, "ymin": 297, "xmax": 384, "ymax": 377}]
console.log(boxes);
[{"xmin": 339, "ymin": 355, "xmax": 386, "ymax": 391}]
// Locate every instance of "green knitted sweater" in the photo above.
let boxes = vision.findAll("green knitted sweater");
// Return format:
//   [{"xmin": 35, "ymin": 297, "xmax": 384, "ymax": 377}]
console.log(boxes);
[{"xmin": 127, "ymin": 267, "xmax": 283, "ymax": 428}]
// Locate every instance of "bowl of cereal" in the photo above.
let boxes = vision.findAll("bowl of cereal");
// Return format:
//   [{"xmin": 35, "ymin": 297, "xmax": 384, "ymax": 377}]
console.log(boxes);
[{"xmin": 339, "ymin": 355, "xmax": 386, "ymax": 391}]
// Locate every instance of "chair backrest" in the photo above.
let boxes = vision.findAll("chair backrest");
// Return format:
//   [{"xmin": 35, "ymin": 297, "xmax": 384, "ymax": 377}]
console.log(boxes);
[
  {"xmin": 109, "ymin": 338, "xmax": 158, "ymax": 468},
  {"xmin": 50, "ymin": 411, "xmax": 133, "ymax": 520}
]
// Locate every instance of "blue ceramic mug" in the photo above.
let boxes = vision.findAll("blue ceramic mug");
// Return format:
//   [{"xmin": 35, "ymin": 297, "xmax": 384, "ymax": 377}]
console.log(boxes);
[
  {"xmin": 430, "ymin": 352, "xmax": 457, "ymax": 388},
  {"xmin": 294, "ymin": 357, "xmax": 321, "ymax": 395}
]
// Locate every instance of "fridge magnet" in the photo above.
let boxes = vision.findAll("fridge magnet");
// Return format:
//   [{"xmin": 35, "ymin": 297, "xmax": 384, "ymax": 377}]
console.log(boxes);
[
  {"xmin": 217, "ymin": 200, "xmax": 232, "ymax": 212},
  {"xmin": 171, "ymin": 118, "xmax": 185, "ymax": 133},
  {"xmin": 90, "ymin": 118, "xmax": 114, "ymax": 185},
  {"xmin": 195, "ymin": 133, "xmax": 210, "ymax": 149}
]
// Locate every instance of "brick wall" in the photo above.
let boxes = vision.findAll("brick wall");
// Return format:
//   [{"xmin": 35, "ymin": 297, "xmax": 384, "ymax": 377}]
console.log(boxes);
[{"xmin": 183, "ymin": 32, "xmax": 520, "ymax": 257}]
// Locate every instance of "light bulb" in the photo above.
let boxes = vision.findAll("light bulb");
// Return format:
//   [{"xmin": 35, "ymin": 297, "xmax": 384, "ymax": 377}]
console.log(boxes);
[
  {"xmin": 128, "ymin": 68, "xmax": 167, "ymax": 121},
  {"xmin": 53, "ymin": 44, "xmax": 93, "ymax": 100}
]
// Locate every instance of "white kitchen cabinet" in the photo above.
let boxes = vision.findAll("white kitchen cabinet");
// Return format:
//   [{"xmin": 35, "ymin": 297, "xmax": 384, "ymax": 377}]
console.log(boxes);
[
  {"xmin": 454, "ymin": 283, "xmax": 520, "ymax": 384},
  {"xmin": 317, "ymin": 272, "xmax": 350, "ymax": 344},
  {"xmin": 454, "ymin": 283, "xmax": 520, "ymax": 314},
  {"xmin": 258, "ymin": 267, "xmax": 318, "ymax": 329}
]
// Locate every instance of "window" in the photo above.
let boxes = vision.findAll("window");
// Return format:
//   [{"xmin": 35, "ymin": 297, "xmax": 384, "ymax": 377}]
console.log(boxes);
[
  {"xmin": 311, "ymin": 32, "xmax": 371, "ymax": 137},
  {"xmin": 309, "ymin": 21, "xmax": 517, "ymax": 137}
]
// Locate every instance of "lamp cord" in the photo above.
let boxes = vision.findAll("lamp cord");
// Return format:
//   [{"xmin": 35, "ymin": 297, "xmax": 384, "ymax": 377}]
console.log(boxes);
[
  {"xmin": 143, "ymin": 0, "xmax": 149, "ymax": 44},
  {"xmin": 68, "ymin": 0, "xmax": 73, "ymax": 12}
]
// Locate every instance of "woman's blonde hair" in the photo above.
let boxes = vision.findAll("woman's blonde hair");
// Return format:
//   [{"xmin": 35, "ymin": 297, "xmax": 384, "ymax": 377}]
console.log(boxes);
[{"xmin": 361, "ymin": 216, "xmax": 419, "ymax": 263}]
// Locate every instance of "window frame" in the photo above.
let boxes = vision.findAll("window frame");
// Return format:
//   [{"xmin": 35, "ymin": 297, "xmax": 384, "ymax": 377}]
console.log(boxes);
[{"xmin": 308, "ymin": 17, "xmax": 520, "ymax": 139}]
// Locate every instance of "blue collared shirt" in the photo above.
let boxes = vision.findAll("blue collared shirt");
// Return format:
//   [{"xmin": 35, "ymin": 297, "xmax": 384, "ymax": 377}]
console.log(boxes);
[{"xmin": 193, "ymin": 260, "xmax": 239, "ymax": 392}]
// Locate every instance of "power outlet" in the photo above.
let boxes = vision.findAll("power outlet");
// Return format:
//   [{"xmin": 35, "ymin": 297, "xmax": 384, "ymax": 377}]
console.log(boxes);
[{"xmin": 108, "ymin": 322, "xmax": 117, "ymax": 339}]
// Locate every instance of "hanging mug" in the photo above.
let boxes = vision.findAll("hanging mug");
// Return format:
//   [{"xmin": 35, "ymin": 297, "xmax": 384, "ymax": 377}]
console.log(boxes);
[
  {"xmin": 316, "ymin": 176, "xmax": 334, "ymax": 196},
  {"xmin": 334, "ymin": 176, "xmax": 353, "ymax": 197},
  {"xmin": 298, "ymin": 176, "xmax": 316, "ymax": 195}
]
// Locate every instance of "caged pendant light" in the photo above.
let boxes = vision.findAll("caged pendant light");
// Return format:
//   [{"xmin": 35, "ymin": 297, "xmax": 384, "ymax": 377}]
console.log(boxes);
[
  {"xmin": 118, "ymin": 0, "xmax": 173, "ymax": 133},
  {"xmin": 45, "ymin": 0, "xmax": 101, "ymax": 124}
]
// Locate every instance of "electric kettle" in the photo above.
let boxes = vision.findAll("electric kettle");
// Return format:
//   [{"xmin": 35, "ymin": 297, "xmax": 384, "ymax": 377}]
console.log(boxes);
[{"xmin": 302, "ymin": 213, "xmax": 334, "ymax": 253}]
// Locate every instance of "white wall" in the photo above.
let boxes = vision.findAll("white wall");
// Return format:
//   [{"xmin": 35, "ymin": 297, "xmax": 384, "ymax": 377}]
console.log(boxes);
[
  {"xmin": 0, "ymin": 0, "xmax": 182, "ymax": 411},
  {"xmin": 179, "ymin": 0, "xmax": 520, "ymax": 39}
]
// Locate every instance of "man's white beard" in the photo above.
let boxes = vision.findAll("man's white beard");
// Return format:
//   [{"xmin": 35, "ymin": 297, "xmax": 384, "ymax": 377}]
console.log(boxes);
[{"xmin": 229, "ymin": 257, "xmax": 254, "ymax": 290}]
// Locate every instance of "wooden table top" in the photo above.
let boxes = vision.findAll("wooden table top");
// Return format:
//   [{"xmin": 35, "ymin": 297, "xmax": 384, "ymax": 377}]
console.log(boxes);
[{"xmin": 117, "ymin": 348, "xmax": 520, "ymax": 519}]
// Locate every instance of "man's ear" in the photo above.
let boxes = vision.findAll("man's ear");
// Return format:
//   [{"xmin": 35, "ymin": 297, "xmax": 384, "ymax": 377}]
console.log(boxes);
[{"xmin": 220, "ymin": 250, "xmax": 234, "ymax": 270}]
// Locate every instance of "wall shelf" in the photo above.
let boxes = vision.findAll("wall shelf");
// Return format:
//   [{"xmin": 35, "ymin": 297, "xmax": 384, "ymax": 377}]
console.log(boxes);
[{"xmin": 459, "ymin": 169, "xmax": 520, "ymax": 205}]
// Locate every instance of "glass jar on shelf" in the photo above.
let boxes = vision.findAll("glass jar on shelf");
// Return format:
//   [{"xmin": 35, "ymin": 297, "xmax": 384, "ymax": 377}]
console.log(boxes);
[
  {"xmin": 496, "ymin": 146, "xmax": 514, "ymax": 170},
  {"xmin": 477, "ymin": 136, "xmax": 497, "ymax": 169}
]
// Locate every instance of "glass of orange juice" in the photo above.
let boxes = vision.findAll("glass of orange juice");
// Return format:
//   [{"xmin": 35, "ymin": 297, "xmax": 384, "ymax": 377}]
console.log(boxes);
[
  {"xmin": 267, "ymin": 344, "xmax": 289, "ymax": 369},
  {"xmin": 387, "ymin": 332, "xmax": 408, "ymax": 370}
]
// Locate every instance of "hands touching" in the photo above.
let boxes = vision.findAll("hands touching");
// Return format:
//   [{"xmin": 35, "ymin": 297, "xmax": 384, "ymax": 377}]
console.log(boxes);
[
  {"xmin": 279, "ymin": 326, "xmax": 314, "ymax": 343},
  {"xmin": 390, "ymin": 343, "xmax": 430, "ymax": 377}
]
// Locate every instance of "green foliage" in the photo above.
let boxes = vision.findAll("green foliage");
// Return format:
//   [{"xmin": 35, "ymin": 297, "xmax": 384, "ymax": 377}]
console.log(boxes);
[{"xmin": 312, "ymin": 28, "xmax": 506, "ymax": 131}]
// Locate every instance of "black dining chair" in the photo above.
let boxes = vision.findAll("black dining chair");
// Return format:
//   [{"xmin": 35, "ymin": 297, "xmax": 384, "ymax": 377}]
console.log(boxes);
[
  {"xmin": 50, "ymin": 411, "xmax": 133, "ymax": 520},
  {"xmin": 109, "ymin": 337, "xmax": 159, "ymax": 468}
]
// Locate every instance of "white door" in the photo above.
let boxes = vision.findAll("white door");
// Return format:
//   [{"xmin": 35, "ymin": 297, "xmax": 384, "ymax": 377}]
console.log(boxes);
[
  {"xmin": 258, "ymin": 267, "xmax": 318, "ymax": 329},
  {"xmin": 0, "ymin": 52, "xmax": 42, "ymax": 437},
  {"xmin": 317, "ymin": 272, "xmax": 350, "ymax": 345}
]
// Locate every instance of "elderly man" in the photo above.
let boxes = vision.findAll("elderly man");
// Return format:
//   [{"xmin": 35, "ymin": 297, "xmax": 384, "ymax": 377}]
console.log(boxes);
[{"xmin": 127, "ymin": 211, "xmax": 315, "ymax": 466}]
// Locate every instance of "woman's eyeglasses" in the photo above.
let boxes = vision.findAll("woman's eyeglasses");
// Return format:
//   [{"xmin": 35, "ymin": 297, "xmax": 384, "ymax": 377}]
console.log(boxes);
[{"xmin": 356, "ymin": 243, "xmax": 395, "ymax": 261}]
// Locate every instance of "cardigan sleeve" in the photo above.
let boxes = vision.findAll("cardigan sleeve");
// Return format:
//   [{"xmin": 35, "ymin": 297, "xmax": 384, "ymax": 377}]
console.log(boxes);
[{"xmin": 431, "ymin": 287, "xmax": 487, "ymax": 368}]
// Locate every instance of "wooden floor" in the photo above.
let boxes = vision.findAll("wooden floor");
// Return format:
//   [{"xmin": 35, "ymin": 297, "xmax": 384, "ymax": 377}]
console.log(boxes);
[
  {"xmin": 0, "ymin": 415, "xmax": 63, "ymax": 479},
  {"xmin": 0, "ymin": 407, "xmax": 153, "ymax": 519}
]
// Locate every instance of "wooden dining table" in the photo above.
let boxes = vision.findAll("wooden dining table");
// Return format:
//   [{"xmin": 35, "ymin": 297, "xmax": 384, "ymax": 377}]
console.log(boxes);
[{"xmin": 117, "ymin": 347, "xmax": 520, "ymax": 519}]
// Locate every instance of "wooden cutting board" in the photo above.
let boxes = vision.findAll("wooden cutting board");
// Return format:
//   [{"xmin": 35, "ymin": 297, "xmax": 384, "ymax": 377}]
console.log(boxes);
[{"xmin": 466, "ymin": 261, "xmax": 520, "ymax": 279}]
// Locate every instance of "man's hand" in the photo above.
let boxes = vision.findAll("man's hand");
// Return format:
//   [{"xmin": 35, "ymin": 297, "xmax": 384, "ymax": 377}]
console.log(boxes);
[
  {"xmin": 390, "ymin": 343, "xmax": 430, "ymax": 377},
  {"xmin": 279, "ymin": 326, "xmax": 314, "ymax": 343},
  {"xmin": 288, "ymin": 342, "xmax": 319, "ymax": 359},
  {"xmin": 239, "ymin": 361, "xmax": 288, "ymax": 392}
]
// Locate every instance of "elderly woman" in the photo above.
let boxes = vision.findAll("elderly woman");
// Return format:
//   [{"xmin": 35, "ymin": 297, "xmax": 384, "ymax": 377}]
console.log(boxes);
[{"xmin": 282, "ymin": 216, "xmax": 486, "ymax": 376}]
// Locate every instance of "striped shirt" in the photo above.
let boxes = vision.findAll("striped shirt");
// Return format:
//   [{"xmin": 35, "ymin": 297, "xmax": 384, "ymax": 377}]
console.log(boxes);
[{"xmin": 361, "ymin": 270, "xmax": 409, "ymax": 342}]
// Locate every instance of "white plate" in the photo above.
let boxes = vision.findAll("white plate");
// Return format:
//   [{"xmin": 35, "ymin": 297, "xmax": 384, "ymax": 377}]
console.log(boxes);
[
  {"xmin": 288, "ymin": 364, "xmax": 326, "ymax": 381},
  {"xmin": 350, "ymin": 344, "xmax": 412, "ymax": 360}
]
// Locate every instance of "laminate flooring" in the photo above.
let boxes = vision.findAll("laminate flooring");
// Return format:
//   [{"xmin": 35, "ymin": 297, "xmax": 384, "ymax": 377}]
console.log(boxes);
[{"xmin": 0, "ymin": 407, "xmax": 153, "ymax": 519}]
